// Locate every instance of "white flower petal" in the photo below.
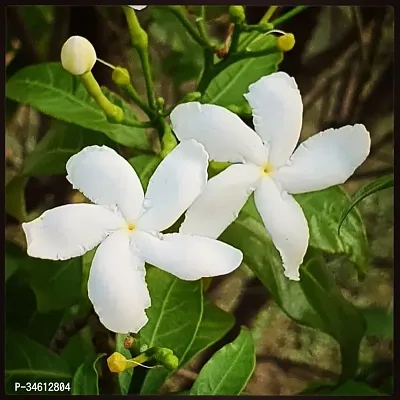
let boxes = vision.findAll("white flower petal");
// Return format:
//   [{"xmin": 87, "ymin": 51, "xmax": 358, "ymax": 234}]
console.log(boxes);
[
  {"xmin": 88, "ymin": 230, "xmax": 150, "ymax": 334},
  {"xmin": 22, "ymin": 204, "xmax": 125, "ymax": 261},
  {"xmin": 170, "ymin": 102, "xmax": 267, "ymax": 165},
  {"xmin": 137, "ymin": 140, "xmax": 208, "ymax": 232},
  {"xmin": 133, "ymin": 230, "xmax": 243, "ymax": 281},
  {"xmin": 61, "ymin": 36, "xmax": 97, "ymax": 76},
  {"xmin": 66, "ymin": 145, "xmax": 144, "ymax": 223},
  {"xmin": 129, "ymin": 5, "xmax": 147, "ymax": 10},
  {"xmin": 244, "ymin": 72, "xmax": 303, "ymax": 168},
  {"xmin": 179, "ymin": 164, "xmax": 261, "ymax": 238},
  {"xmin": 254, "ymin": 177, "xmax": 309, "ymax": 280},
  {"xmin": 273, "ymin": 124, "xmax": 371, "ymax": 194}
]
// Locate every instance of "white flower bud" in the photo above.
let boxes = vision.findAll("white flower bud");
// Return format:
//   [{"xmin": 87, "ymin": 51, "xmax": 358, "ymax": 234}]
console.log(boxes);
[
  {"xmin": 128, "ymin": 5, "xmax": 147, "ymax": 10},
  {"xmin": 61, "ymin": 36, "xmax": 97, "ymax": 76}
]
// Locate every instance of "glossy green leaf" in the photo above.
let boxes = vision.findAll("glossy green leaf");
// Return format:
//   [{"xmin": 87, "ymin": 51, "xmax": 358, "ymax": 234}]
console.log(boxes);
[
  {"xmin": 182, "ymin": 301, "xmax": 235, "ymax": 365},
  {"xmin": 6, "ymin": 63, "xmax": 151, "ymax": 150},
  {"xmin": 23, "ymin": 257, "xmax": 83, "ymax": 313},
  {"xmin": 71, "ymin": 353, "xmax": 106, "ymax": 395},
  {"xmin": 129, "ymin": 154, "xmax": 161, "ymax": 190},
  {"xmin": 5, "ymin": 176, "xmax": 28, "ymax": 222},
  {"xmin": 22, "ymin": 120, "xmax": 117, "ymax": 177},
  {"xmin": 359, "ymin": 307, "xmax": 393, "ymax": 339},
  {"xmin": 300, "ymin": 255, "xmax": 366, "ymax": 380},
  {"xmin": 203, "ymin": 33, "xmax": 283, "ymax": 106},
  {"xmin": 140, "ymin": 268, "xmax": 203, "ymax": 394},
  {"xmin": 5, "ymin": 330, "xmax": 72, "ymax": 394},
  {"xmin": 244, "ymin": 186, "xmax": 369, "ymax": 278},
  {"xmin": 338, "ymin": 173, "xmax": 394, "ymax": 233},
  {"xmin": 221, "ymin": 215, "xmax": 365, "ymax": 380},
  {"xmin": 190, "ymin": 327, "xmax": 255, "ymax": 395}
]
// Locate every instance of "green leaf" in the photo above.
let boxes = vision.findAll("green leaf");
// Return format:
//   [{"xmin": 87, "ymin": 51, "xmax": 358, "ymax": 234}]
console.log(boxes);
[
  {"xmin": 325, "ymin": 380, "xmax": 385, "ymax": 395},
  {"xmin": 6, "ymin": 62, "xmax": 151, "ymax": 150},
  {"xmin": 359, "ymin": 307, "xmax": 393, "ymax": 339},
  {"xmin": 71, "ymin": 353, "xmax": 106, "ymax": 395},
  {"xmin": 190, "ymin": 327, "xmax": 255, "ymax": 395},
  {"xmin": 6, "ymin": 272, "xmax": 65, "ymax": 347},
  {"xmin": 300, "ymin": 255, "xmax": 366, "ymax": 380},
  {"xmin": 338, "ymin": 173, "xmax": 394, "ymax": 233},
  {"xmin": 129, "ymin": 154, "xmax": 161, "ymax": 191},
  {"xmin": 244, "ymin": 187, "xmax": 369, "ymax": 278},
  {"xmin": 140, "ymin": 268, "xmax": 203, "ymax": 394},
  {"xmin": 23, "ymin": 257, "xmax": 83, "ymax": 313},
  {"xmin": 5, "ymin": 176, "xmax": 28, "ymax": 222},
  {"xmin": 22, "ymin": 120, "xmax": 117, "ymax": 177},
  {"xmin": 5, "ymin": 242, "xmax": 25, "ymax": 281},
  {"xmin": 115, "ymin": 334, "xmax": 133, "ymax": 395},
  {"xmin": 296, "ymin": 187, "xmax": 369, "ymax": 279},
  {"xmin": 221, "ymin": 215, "xmax": 365, "ymax": 380},
  {"xmin": 203, "ymin": 34, "xmax": 283, "ymax": 106},
  {"xmin": 5, "ymin": 330, "xmax": 72, "ymax": 394},
  {"xmin": 182, "ymin": 301, "xmax": 235, "ymax": 365}
]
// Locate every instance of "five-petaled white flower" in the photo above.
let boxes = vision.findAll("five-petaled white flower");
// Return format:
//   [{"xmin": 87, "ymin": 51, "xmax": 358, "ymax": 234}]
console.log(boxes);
[
  {"xmin": 22, "ymin": 140, "xmax": 243, "ymax": 334},
  {"xmin": 170, "ymin": 72, "xmax": 371, "ymax": 281},
  {"xmin": 128, "ymin": 5, "xmax": 147, "ymax": 10}
]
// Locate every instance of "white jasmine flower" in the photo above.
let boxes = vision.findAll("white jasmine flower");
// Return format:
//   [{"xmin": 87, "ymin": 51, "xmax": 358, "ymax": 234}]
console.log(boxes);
[
  {"xmin": 129, "ymin": 5, "xmax": 147, "ymax": 10},
  {"xmin": 61, "ymin": 36, "xmax": 97, "ymax": 76},
  {"xmin": 22, "ymin": 141, "xmax": 243, "ymax": 334},
  {"xmin": 170, "ymin": 72, "xmax": 371, "ymax": 281}
]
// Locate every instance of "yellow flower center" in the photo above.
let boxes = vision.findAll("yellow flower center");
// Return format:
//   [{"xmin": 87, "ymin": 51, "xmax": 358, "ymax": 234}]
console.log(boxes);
[
  {"xmin": 127, "ymin": 222, "xmax": 136, "ymax": 231},
  {"xmin": 261, "ymin": 162, "xmax": 274, "ymax": 176}
]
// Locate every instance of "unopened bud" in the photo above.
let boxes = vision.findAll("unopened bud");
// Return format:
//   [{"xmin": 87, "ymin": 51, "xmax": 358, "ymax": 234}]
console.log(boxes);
[
  {"xmin": 155, "ymin": 347, "xmax": 173, "ymax": 361},
  {"xmin": 277, "ymin": 33, "xmax": 295, "ymax": 52},
  {"xmin": 229, "ymin": 6, "xmax": 246, "ymax": 24},
  {"xmin": 163, "ymin": 354, "xmax": 179, "ymax": 371},
  {"xmin": 124, "ymin": 336, "xmax": 135, "ymax": 349},
  {"xmin": 112, "ymin": 67, "xmax": 131, "ymax": 86},
  {"xmin": 107, "ymin": 352, "xmax": 128, "ymax": 373},
  {"xmin": 61, "ymin": 36, "xmax": 96, "ymax": 76},
  {"xmin": 181, "ymin": 92, "xmax": 202, "ymax": 103}
]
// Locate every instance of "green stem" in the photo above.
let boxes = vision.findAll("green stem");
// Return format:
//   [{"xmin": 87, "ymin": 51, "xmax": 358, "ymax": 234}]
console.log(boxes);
[
  {"xmin": 123, "ymin": 6, "xmax": 156, "ymax": 110},
  {"xmin": 123, "ymin": 83, "xmax": 155, "ymax": 118},
  {"xmin": 81, "ymin": 72, "xmax": 123, "ymax": 123},
  {"xmin": 137, "ymin": 49, "xmax": 156, "ymax": 110},
  {"xmin": 195, "ymin": 6, "xmax": 214, "ymax": 48},
  {"xmin": 122, "ymin": 118, "xmax": 153, "ymax": 129},
  {"xmin": 167, "ymin": 6, "xmax": 215, "ymax": 50},
  {"xmin": 270, "ymin": 6, "xmax": 308, "ymax": 27},
  {"xmin": 228, "ymin": 24, "xmax": 241, "ymax": 55},
  {"xmin": 261, "ymin": 6, "xmax": 278, "ymax": 23}
]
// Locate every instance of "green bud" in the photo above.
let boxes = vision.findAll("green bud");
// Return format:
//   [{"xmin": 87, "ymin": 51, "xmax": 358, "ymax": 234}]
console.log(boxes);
[
  {"xmin": 156, "ymin": 97, "xmax": 165, "ymax": 111},
  {"xmin": 229, "ymin": 6, "xmax": 246, "ymax": 24},
  {"xmin": 181, "ymin": 92, "xmax": 202, "ymax": 103},
  {"xmin": 258, "ymin": 22, "xmax": 274, "ymax": 32},
  {"xmin": 163, "ymin": 354, "xmax": 179, "ymax": 371},
  {"xmin": 155, "ymin": 347, "xmax": 173, "ymax": 361},
  {"xmin": 112, "ymin": 67, "xmax": 131, "ymax": 86},
  {"xmin": 277, "ymin": 33, "xmax": 295, "ymax": 52},
  {"xmin": 160, "ymin": 128, "xmax": 177, "ymax": 159},
  {"xmin": 107, "ymin": 105, "xmax": 124, "ymax": 123},
  {"xmin": 123, "ymin": 6, "xmax": 148, "ymax": 49}
]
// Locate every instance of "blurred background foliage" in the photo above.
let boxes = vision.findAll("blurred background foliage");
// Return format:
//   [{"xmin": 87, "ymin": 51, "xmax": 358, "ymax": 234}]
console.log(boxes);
[{"xmin": 5, "ymin": 5, "xmax": 393, "ymax": 395}]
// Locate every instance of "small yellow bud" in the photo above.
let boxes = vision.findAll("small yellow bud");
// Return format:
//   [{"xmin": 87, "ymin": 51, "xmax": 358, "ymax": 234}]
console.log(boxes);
[
  {"xmin": 277, "ymin": 33, "xmax": 295, "ymax": 52},
  {"xmin": 107, "ymin": 352, "xmax": 128, "ymax": 373},
  {"xmin": 61, "ymin": 36, "xmax": 97, "ymax": 76},
  {"xmin": 112, "ymin": 67, "xmax": 131, "ymax": 86}
]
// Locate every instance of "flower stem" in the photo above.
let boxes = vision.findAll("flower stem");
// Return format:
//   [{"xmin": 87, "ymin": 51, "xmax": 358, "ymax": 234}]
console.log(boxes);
[
  {"xmin": 270, "ymin": 6, "xmax": 308, "ymax": 27},
  {"xmin": 261, "ymin": 6, "xmax": 278, "ymax": 23},
  {"xmin": 123, "ymin": 6, "xmax": 156, "ymax": 110},
  {"xmin": 167, "ymin": 6, "xmax": 215, "ymax": 50}
]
